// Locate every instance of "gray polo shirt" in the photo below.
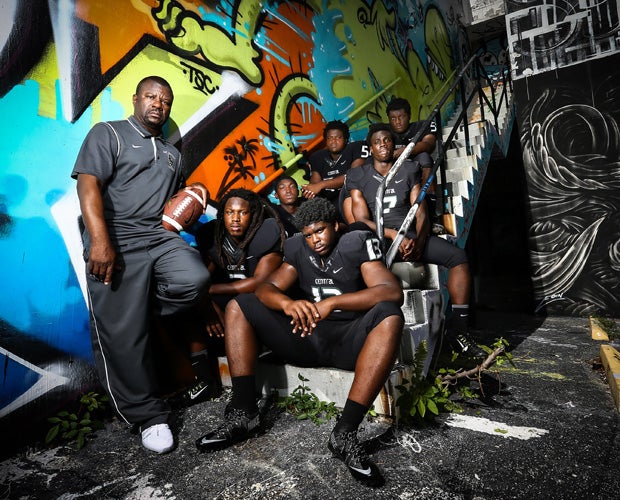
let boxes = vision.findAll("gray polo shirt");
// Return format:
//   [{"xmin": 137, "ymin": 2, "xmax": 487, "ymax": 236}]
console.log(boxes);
[{"xmin": 72, "ymin": 116, "xmax": 184, "ymax": 246}]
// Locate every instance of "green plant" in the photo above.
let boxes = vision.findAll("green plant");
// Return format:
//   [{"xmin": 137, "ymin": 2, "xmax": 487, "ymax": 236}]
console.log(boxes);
[
  {"xmin": 396, "ymin": 337, "xmax": 516, "ymax": 425},
  {"xmin": 45, "ymin": 391, "xmax": 110, "ymax": 450},
  {"xmin": 395, "ymin": 341, "xmax": 454, "ymax": 426},
  {"xmin": 277, "ymin": 374, "xmax": 340, "ymax": 425}
]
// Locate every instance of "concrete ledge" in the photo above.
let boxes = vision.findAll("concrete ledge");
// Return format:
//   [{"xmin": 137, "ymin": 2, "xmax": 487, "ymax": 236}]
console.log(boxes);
[
  {"xmin": 590, "ymin": 316, "xmax": 610, "ymax": 341},
  {"xmin": 253, "ymin": 358, "xmax": 417, "ymax": 418},
  {"xmin": 600, "ymin": 345, "xmax": 620, "ymax": 412}
]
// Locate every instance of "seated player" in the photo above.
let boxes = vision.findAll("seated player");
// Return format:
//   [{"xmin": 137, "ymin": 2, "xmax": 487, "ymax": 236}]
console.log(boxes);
[
  {"xmin": 195, "ymin": 197, "xmax": 404, "ymax": 487},
  {"xmin": 271, "ymin": 175, "xmax": 302, "ymax": 237},
  {"xmin": 347, "ymin": 123, "xmax": 485, "ymax": 358},
  {"xmin": 173, "ymin": 189, "xmax": 286, "ymax": 406},
  {"xmin": 302, "ymin": 120, "xmax": 365, "ymax": 221},
  {"xmin": 386, "ymin": 97, "xmax": 441, "ymax": 226}
]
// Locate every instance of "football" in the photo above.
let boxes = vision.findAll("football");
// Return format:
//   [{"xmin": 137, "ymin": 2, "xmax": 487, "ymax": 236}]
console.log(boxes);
[{"xmin": 162, "ymin": 186, "xmax": 207, "ymax": 232}]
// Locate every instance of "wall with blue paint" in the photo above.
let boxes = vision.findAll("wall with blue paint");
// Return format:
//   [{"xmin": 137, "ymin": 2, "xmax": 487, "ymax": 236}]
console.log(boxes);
[{"xmin": 0, "ymin": 0, "xmax": 470, "ymax": 441}]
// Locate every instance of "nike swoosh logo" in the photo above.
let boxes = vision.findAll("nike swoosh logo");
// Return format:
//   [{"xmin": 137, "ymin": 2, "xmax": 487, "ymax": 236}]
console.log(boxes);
[
  {"xmin": 333, "ymin": 267, "xmax": 343, "ymax": 273},
  {"xmin": 199, "ymin": 436, "xmax": 225, "ymax": 444},
  {"xmin": 349, "ymin": 465, "xmax": 372, "ymax": 476},
  {"xmin": 395, "ymin": 178, "xmax": 405, "ymax": 183},
  {"xmin": 190, "ymin": 385, "xmax": 209, "ymax": 400},
  {"xmin": 131, "ymin": 144, "xmax": 143, "ymax": 148}
]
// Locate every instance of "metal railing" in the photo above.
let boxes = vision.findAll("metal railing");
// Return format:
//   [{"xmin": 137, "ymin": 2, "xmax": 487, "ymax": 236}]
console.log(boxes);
[{"xmin": 378, "ymin": 54, "xmax": 512, "ymax": 267}]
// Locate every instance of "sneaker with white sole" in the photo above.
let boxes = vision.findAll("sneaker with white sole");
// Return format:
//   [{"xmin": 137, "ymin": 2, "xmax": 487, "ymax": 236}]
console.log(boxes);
[
  {"xmin": 328, "ymin": 428, "xmax": 385, "ymax": 487},
  {"xmin": 195, "ymin": 404, "xmax": 260, "ymax": 453},
  {"xmin": 141, "ymin": 423, "xmax": 174, "ymax": 454}
]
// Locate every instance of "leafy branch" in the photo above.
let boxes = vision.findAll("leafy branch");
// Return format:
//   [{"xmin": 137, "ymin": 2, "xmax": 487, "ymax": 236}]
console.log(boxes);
[
  {"xmin": 396, "ymin": 338, "xmax": 515, "ymax": 425},
  {"xmin": 438, "ymin": 338, "xmax": 515, "ymax": 396}
]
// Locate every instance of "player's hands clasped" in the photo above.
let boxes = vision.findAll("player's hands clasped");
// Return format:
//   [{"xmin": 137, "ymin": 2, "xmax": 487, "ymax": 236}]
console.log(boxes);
[{"xmin": 284, "ymin": 300, "xmax": 321, "ymax": 337}]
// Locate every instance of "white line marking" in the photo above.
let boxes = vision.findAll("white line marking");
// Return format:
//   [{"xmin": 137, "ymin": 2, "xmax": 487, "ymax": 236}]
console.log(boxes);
[{"xmin": 445, "ymin": 414, "xmax": 549, "ymax": 440}]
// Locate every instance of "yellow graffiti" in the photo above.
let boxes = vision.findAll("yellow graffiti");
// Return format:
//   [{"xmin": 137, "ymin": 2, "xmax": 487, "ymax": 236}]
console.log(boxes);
[
  {"xmin": 328, "ymin": 1, "xmax": 455, "ymax": 126},
  {"xmin": 153, "ymin": 0, "xmax": 264, "ymax": 86},
  {"xmin": 270, "ymin": 74, "xmax": 319, "ymax": 167}
]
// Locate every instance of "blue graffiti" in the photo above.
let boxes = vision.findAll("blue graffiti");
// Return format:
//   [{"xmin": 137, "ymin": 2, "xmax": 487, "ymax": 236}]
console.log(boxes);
[{"xmin": 0, "ymin": 80, "xmax": 124, "ymax": 360}]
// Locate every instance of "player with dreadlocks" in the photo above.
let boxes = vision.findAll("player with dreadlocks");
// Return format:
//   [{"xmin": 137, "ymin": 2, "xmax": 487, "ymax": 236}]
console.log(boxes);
[
  {"xmin": 170, "ymin": 188, "xmax": 286, "ymax": 408},
  {"xmin": 195, "ymin": 197, "xmax": 404, "ymax": 487}
]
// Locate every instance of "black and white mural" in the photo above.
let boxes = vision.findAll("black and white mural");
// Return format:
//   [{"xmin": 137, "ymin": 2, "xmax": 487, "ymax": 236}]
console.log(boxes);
[
  {"xmin": 506, "ymin": 0, "xmax": 620, "ymax": 79},
  {"xmin": 515, "ymin": 54, "xmax": 620, "ymax": 316},
  {"xmin": 508, "ymin": 0, "xmax": 620, "ymax": 316}
]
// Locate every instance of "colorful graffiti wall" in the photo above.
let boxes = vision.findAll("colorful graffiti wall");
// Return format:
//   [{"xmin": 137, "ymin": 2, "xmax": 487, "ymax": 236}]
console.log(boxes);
[
  {"xmin": 507, "ymin": 0, "xmax": 620, "ymax": 315},
  {"xmin": 0, "ymin": 0, "xmax": 469, "ymax": 435}
]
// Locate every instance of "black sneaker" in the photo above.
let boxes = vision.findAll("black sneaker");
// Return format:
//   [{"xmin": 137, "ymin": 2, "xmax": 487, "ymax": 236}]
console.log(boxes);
[
  {"xmin": 169, "ymin": 379, "xmax": 219, "ymax": 408},
  {"xmin": 449, "ymin": 332, "xmax": 487, "ymax": 358},
  {"xmin": 327, "ymin": 429, "xmax": 385, "ymax": 487},
  {"xmin": 195, "ymin": 404, "xmax": 260, "ymax": 452}
]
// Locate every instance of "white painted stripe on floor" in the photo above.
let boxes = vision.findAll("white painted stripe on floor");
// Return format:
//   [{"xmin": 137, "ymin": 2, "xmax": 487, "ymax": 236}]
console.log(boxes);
[{"xmin": 444, "ymin": 414, "xmax": 549, "ymax": 440}]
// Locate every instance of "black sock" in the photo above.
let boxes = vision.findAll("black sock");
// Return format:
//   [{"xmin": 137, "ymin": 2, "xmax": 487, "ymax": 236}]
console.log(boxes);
[
  {"xmin": 190, "ymin": 350, "xmax": 210, "ymax": 381},
  {"xmin": 334, "ymin": 399, "xmax": 368, "ymax": 433},
  {"xmin": 230, "ymin": 375, "xmax": 258, "ymax": 413},
  {"xmin": 448, "ymin": 304, "xmax": 469, "ymax": 337}
]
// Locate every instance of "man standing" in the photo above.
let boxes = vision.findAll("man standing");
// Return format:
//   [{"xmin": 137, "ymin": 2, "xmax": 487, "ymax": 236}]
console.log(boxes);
[
  {"xmin": 302, "ymin": 120, "xmax": 365, "ymax": 220},
  {"xmin": 72, "ymin": 76, "xmax": 211, "ymax": 454},
  {"xmin": 195, "ymin": 197, "xmax": 403, "ymax": 487},
  {"xmin": 348, "ymin": 123, "xmax": 485, "ymax": 357}
]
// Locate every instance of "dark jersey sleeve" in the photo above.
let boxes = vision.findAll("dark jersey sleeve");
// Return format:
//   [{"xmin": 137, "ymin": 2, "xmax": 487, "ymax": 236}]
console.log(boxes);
[
  {"xmin": 71, "ymin": 122, "xmax": 118, "ymax": 181},
  {"xmin": 346, "ymin": 140, "xmax": 365, "ymax": 163},
  {"xmin": 344, "ymin": 162, "xmax": 367, "ymax": 193},
  {"xmin": 249, "ymin": 218, "xmax": 283, "ymax": 258},
  {"xmin": 283, "ymin": 233, "xmax": 304, "ymax": 267},
  {"xmin": 339, "ymin": 230, "xmax": 384, "ymax": 265}
]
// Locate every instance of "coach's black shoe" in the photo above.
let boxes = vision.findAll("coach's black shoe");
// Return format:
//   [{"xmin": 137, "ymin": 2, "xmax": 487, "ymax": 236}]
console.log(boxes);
[
  {"xmin": 328, "ymin": 428, "xmax": 385, "ymax": 487},
  {"xmin": 195, "ymin": 404, "xmax": 260, "ymax": 452},
  {"xmin": 448, "ymin": 332, "xmax": 487, "ymax": 359}
]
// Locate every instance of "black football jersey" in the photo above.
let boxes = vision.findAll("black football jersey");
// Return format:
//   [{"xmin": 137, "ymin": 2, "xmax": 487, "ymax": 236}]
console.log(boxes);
[
  {"xmin": 283, "ymin": 230, "xmax": 383, "ymax": 320},
  {"xmin": 196, "ymin": 217, "xmax": 282, "ymax": 283},
  {"xmin": 393, "ymin": 119, "xmax": 438, "ymax": 152},
  {"xmin": 346, "ymin": 161, "xmax": 421, "ymax": 229},
  {"xmin": 308, "ymin": 141, "xmax": 364, "ymax": 200}
]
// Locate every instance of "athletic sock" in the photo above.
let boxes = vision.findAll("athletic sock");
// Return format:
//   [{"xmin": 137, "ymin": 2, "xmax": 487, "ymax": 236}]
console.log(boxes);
[
  {"xmin": 190, "ymin": 350, "xmax": 211, "ymax": 382},
  {"xmin": 230, "ymin": 375, "xmax": 258, "ymax": 413},
  {"xmin": 334, "ymin": 399, "xmax": 368, "ymax": 433},
  {"xmin": 448, "ymin": 304, "xmax": 469, "ymax": 336}
]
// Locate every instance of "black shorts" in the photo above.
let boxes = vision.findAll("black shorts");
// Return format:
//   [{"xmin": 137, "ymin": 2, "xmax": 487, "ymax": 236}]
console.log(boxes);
[
  {"xmin": 234, "ymin": 294, "xmax": 403, "ymax": 371},
  {"xmin": 421, "ymin": 234, "xmax": 468, "ymax": 269}
]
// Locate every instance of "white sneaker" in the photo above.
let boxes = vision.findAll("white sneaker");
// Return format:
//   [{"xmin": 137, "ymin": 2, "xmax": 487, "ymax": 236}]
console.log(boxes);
[{"xmin": 141, "ymin": 423, "xmax": 174, "ymax": 454}]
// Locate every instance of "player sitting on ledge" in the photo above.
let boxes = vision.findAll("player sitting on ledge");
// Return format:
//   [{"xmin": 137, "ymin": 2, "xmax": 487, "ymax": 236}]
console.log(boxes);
[
  {"xmin": 195, "ymin": 197, "xmax": 404, "ymax": 487},
  {"xmin": 169, "ymin": 189, "xmax": 286, "ymax": 407}
]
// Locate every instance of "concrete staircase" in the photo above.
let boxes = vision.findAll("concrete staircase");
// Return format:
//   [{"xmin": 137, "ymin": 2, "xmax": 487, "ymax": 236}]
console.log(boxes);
[
  {"xmin": 219, "ymin": 73, "xmax": 516, "ymax": 417},
  {"xmin": 439, "ymin": 81, "xmax": 515, "ymax": 244}
]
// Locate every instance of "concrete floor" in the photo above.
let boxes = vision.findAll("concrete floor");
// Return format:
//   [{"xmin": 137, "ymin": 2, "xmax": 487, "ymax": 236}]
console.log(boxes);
[{"xmin": 1, "ymin": 311, "xmax": 618, "ymax": 499}]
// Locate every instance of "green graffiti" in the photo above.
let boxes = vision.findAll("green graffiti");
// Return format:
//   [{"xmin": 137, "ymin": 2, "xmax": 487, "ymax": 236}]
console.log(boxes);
[
  {"xmin": 269, "ymin": 73, "xmax": 319, "ymax": 168},
  {"xmin": 153, "ymin": 0, "xmax": 264, "ymax": 86}
]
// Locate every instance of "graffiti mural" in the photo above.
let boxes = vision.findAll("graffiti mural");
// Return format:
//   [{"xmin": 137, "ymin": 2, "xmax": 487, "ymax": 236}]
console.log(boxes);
[
  {"xmin": 516, "ymin": 54, "xmax": 620, "ymax": 315},
  {"xmin": 506, "ymin": 0, "xmax": 620, "ymax": 79},
  {"xmin": 0, "ymin": 0, "xmax": 467, "ymax": 435}
]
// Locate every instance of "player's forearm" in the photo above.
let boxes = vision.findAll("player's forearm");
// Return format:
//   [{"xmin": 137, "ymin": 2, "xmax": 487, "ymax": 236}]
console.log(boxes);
[
  {"xmin": 318, "ymin": 175, "xmax": 344, "ymax": 190},
  {"xmin": 76, "ymin": 175, "xmax": 111, "ymax": 247},
  {"xmin": 255, "ymin": 282, "xmax": 293, "ymax": 311}
]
